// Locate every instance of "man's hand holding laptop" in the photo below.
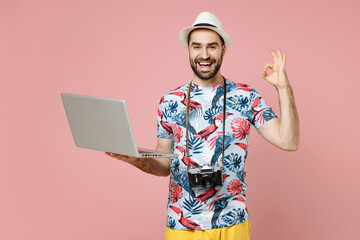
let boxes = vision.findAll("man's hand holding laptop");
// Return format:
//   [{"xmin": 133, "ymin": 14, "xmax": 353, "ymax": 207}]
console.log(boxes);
[{"xmin": 105, "ymin": 138, "xmax": 173, "ymax": 177}]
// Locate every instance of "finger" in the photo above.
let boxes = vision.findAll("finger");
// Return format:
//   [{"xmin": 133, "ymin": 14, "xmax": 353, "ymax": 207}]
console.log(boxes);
[
  {"xmin": 263, "ymin": 63, "xmax": 273, "ymax": 73},
  {"xmin": 263, "ymin": 63, "xmax": 273, "ymax": 69},
  {"xmin": 263, "ymin": 63, "xmax": 273, "ymax": 78},
  {"xmin": 106, "ymin": 152, "xmax": 122, "ymax": 158},
  {"xmin": 277, "ymin": 49, "xmax": 286, "ymax": 68},
  {"xmin": 277, "ymin": 48, "xmax": 283, "ymax": 63},
  {"xmin": 269, "ymin": 48, "xmax": 278, "ymax": 63},
  {"xmin": 262, "ymin": 72, "xmax": 270, "ymax": 82},
  {"xmin": 269, "ymin": 48, "xmax": 278, "ymax": 62}
]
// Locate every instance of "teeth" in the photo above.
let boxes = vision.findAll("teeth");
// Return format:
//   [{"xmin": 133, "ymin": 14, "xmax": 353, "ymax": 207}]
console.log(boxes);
[{"xmin": 199, "ymin": 63, "xmax": 211, "ymax": 66}]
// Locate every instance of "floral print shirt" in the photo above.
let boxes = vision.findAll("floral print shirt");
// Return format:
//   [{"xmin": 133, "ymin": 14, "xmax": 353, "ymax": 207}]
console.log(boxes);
[{"xmin": 157, "ymin": 79, "xmax": 277, "ymax": 230}]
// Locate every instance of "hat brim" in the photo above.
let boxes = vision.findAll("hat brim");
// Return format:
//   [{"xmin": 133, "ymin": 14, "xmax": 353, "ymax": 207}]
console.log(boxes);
[{"xmin": 179, "ymin": 26, "xmax": 232, "ymax": 51}]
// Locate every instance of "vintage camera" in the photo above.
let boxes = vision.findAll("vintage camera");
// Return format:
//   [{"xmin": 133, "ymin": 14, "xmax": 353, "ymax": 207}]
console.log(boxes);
[{"xmin": 188, "ymin": 164, "xmax": 223, "ymax": 189}]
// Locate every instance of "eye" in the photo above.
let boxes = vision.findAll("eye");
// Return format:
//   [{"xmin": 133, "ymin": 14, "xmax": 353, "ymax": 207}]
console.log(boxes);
[{"xmin": 193, "ymin": 46, "xmax": 200, "ymax": 50}]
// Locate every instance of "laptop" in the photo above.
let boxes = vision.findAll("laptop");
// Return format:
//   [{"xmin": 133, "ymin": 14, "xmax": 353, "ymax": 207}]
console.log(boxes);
[{"xmin": 61, "ymin": 93, "xmax": 178, "ymax": 158}]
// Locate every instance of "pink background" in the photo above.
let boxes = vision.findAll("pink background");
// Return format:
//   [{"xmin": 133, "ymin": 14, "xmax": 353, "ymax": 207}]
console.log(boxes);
[{"xmin": 1, "ymin": 0, "xmax": 360, "ymax": 239}]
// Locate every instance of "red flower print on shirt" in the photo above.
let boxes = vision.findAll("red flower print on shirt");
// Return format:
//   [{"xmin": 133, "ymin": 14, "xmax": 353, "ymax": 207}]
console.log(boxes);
[
  {"xmin": 170, "ymin": 182, "xmax": 183, "ymax": 203},
  {"xmin": 236, "ymin": 83, "xmax": 249, "ymax": 88},
  {"xmin": 172, "ymin": 124, "xmax": 183, "ymax": 144},
  {"xmin": 257, "ymin": 112, "xmax": 265, "ymax": 126},
  {"xmin": 227, "ymin": 179, "xmax": 243, "ymax": 195},
  {"xmin": 231, "ymin": 118, "xmax": 250, "ymax": 140}
]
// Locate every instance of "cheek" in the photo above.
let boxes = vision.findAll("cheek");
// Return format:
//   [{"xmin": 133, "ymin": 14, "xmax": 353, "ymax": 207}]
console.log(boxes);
[
  {"xmin": 212, "ymin": 50, "xmax": 223, "ymax": 59},
  {"xmin": 190, "ymin": 55, "xmax": 198, "ymax": 63},
  {"xmin": 213, "ymin": 55, "xmax": 223, "ymax": 63}
]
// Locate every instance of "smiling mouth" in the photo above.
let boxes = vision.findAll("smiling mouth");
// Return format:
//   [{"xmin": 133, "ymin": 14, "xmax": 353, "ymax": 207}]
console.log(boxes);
[{"xmin": 197, "ymin": 62, "xmax": 213, "ymax": 70}]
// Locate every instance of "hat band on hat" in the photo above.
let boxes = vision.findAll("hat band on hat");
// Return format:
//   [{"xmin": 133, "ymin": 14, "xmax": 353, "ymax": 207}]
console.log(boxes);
[
  {"xmin": 191, "ymin": 23, "xmax": 225, "ymax": 45},
  {"xmin": 179, "ymin": 12, "xmax": 232, "ymax": 50},
  {"xmin": 193, "ymin": 23, "xmax": 217, "ymax": 28}
]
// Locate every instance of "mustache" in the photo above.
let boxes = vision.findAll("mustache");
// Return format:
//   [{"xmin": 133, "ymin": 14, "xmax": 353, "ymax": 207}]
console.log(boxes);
[{"xmin": 195, "ymin": 57, "xmax": 215, "ymax": 62}]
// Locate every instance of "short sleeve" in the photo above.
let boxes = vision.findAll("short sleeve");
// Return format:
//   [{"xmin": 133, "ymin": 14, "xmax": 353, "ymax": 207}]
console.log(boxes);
[
  {"xmin": 249, "ymin": 89, "xmax": 278, "ymax": 130},
  {"xmin": 156, "ymin": 96, "xmax": 174, "ymax": 139}
]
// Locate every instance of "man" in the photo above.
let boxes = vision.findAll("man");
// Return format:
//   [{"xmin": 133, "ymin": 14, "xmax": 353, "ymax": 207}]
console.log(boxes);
[{"xmin": 106, "ymin": 12, "xmax": 299, "ymax": 239}]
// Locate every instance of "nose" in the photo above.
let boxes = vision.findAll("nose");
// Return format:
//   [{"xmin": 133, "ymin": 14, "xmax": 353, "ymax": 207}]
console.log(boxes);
[{"xmin": 200, "ymin": 47, "xmax": 209, "ymax": 59}]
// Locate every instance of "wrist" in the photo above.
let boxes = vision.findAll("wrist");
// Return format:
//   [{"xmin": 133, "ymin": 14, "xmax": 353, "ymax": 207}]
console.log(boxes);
[
  {"xmin": 276, "ymin": 83, "xmax": 292, "ymax": 92},
  {"xmin": 131, "ymin": 157, "xmax": 142, "ymax": 167},
  {"xmin": 132, "ymin": 157, "xmax": 153, "ymax": 174}
]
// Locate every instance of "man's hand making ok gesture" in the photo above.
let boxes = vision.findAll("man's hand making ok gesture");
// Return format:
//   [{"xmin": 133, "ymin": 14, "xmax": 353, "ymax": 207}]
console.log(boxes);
[{"xmin": 262, "ymin": 48, "xmax": 289, "ymax": 89}]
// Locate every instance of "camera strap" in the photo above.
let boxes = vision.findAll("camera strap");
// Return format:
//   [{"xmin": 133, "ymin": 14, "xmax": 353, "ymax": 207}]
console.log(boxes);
[{"xmin": 185, "ymin": 78, "xmax": 227, "ymax": 179}]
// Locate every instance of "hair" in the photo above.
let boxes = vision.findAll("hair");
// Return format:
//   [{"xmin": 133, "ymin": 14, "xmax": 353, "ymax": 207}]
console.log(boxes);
[{"xmin": 187, "ymin": 28, "xmax": 225, "ymax": 47}]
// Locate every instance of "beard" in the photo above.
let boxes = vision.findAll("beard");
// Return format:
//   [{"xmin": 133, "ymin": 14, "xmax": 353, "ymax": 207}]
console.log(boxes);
[{"xmin": 190, "ymin": 54, "xmax": 223, "ymax": 80}]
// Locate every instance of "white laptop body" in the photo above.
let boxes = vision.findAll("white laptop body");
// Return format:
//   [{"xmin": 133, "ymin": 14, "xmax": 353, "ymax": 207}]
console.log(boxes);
[{"xmin": 61, "ymin": 93, "xmax": 177, "ymax": 158}]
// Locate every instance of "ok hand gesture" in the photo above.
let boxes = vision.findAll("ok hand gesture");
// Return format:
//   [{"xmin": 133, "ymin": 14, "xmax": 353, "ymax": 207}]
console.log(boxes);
[{"xmin": 262, "ymin": 48, "xmax": 289, "ymax": 89}]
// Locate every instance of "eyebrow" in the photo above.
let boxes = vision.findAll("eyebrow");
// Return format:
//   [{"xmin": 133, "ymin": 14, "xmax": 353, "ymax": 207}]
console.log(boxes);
[{"xmin": 191, "ymin": 42, "xmax": 220, "ymax": 46}]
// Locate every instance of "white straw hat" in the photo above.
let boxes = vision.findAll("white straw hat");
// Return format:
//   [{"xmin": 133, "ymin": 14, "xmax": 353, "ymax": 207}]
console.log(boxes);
[{"xmin": 179, "ymin": 12, "xmax": 232, "ymax": 51}]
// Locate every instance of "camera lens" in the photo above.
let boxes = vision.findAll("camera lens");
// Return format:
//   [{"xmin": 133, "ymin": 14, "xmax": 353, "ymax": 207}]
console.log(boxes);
[{"xmin": 202, "ymin": 175, "xmax": 214, "ymax": 188}]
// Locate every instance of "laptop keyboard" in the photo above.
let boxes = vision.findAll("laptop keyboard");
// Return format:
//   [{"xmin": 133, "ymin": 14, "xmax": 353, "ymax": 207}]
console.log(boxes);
[{"xmin": 138, "ymin": 150, "xmax": 165, "ymax": 157}]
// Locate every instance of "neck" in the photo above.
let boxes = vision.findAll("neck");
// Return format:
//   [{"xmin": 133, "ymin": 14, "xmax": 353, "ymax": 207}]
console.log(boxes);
[{"xmin": 192, "ymin": 72, "xmax": 224, "ymax": 87}]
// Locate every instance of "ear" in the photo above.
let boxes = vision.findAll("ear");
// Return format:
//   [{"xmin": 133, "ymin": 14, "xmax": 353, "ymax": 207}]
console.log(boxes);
[
  {"xmin": 222, "ymin": 44, "xmax": 226, "ymax": 55},
  {"xmin": 186, "ymin": 44, "xmax": 191, "ymax": 55}
]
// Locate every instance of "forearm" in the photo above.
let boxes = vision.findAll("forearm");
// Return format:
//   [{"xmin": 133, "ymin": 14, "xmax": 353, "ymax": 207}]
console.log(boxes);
[
  {"xmin": 277, "ymin": 84, "xmax": 300, "ymax": 150},
  {"xmin": 127, "ymin": 138, "xmax": 173, "ymax": 176}
]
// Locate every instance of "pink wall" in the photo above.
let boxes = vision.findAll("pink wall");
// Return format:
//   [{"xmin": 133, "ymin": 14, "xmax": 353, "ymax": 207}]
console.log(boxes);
[{"xmin": 1, "ymin": 0, "xmax": 359, "ymax": 239}]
